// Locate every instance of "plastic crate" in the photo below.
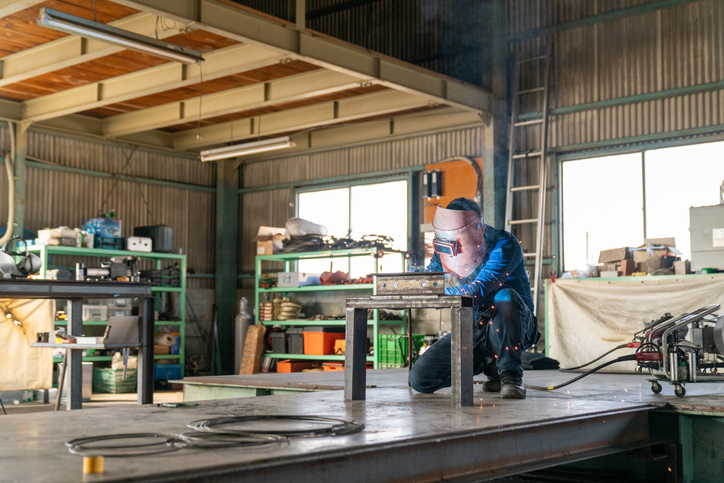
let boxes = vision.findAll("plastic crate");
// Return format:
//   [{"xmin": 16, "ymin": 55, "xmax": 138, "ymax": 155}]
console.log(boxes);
[
  {"xmin": 93, "ymin": 368, "xmax": 137, "ymax": 394},
  {"xmin": 82, "ymin": 305, "xmax": 108, "ymax": 321},
  {"xmin": 377, "ymin": 334, "xmax": 425, "ymax": 368},
  {"xmin": 154, "ymin": 363, "xmax": 183, "ymax": 382}
]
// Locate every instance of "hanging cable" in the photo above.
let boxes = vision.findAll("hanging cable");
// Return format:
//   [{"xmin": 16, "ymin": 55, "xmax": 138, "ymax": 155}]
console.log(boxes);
[
  {"xmin": 0, "ymin": 121, "xmax": 16, "ymax": 247},
  {"xmin": 526, "ymin": 354, "xmax": 638, "ymax": 391}
]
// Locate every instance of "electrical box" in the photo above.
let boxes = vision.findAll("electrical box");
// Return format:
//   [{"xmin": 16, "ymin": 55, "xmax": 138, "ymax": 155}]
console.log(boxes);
[{"xmin": 690, "ymin": 204, "xmax": 724, "ymax": 271}]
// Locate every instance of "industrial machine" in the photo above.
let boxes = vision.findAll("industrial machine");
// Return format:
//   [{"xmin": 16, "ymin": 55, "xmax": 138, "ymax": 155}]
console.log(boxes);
[
  {"xmin": 689, "ymin": 180, "xmax": 724, "ymax": 271},
  {"xmin": 75, "ymin": 256, "xmax": 140, "ymax": 282},
  {"xmin": 0, "ymin": 237, "xmax": 42, "ymax": 278},
  {"xmin": 635, "ymin": 304, "xmax": 724, "ymax": 397}
]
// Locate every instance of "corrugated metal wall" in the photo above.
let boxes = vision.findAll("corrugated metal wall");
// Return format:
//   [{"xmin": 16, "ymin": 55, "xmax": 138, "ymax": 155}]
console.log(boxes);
[
  {"xmin": 239, "ymin": 126, "xmax": 487, "ymax": 272},
  {"xmin": 0, "ymin": 126, "xmax": 216, "ymax": 289},
  {"xmin": 231, "ymin": 0, "xmax": 492, "ymax": 87},
  {"xmin": 506, "ymin": 0, "xmax": 724, "ymax": 321},
  {"xmin": 509, "ymin": 0, "xmax": 724, "ymax": 150}
]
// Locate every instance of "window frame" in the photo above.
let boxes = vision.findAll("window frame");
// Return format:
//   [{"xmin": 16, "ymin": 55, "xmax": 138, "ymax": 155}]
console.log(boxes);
[{"xmin": 557, "ymin": 137, "xmax": 724, "ymax": 271}]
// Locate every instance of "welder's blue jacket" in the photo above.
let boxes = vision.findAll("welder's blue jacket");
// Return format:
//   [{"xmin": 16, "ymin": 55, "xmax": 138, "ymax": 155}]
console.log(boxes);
[{"xmin": 427, "ymin": 224, "xmax": 534, "ymax": 322}]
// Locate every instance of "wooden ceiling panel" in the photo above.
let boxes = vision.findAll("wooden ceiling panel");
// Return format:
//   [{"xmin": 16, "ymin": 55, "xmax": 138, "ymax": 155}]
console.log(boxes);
[
  {"xmin": 162, "ymin": 84, "xmax": 389, "ymax": 133},
  {"xmin": 0, "ymin": 29, "xmax": 239, "ymax": 103},
  {"xmin": 162, "ymin": 29, "xmax": 238, "ymax": 52},
  {"xmin": 0, "ymin": 0, "xmax": 138, "ymax": 57},
  {"xmin": 78, "ymin": 60, "xmax": 321, "ymax": 117}
]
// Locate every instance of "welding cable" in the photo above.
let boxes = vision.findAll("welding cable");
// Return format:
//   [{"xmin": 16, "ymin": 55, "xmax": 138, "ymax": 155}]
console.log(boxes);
[
  {"xmin": 66, "ymin": 433, "xmax": 188, "ymax": 457},
  {"xmin": 176, "ymin": 431, "xmax": 287, "ymax": 449},
  {"xmin": 0, "ymin": 397, "xmax": 6, "ymax": 415},
  {"xmin": 187, "ymin": 415, "xmax": 364, "ymax": 437},
  {"xmin": 526, "ymin": 354, "xmax": 638, "ymax": 391},
  {"xmin": 561, "ymin": 342, "xmax": 639, "ymax": 372}
]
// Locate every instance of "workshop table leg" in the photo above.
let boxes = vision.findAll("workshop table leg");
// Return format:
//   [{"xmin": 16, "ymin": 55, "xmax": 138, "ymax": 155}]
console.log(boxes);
[
  {"xmin": 67, "ymin": 299, "xmax": 82, "ymax": 410},
  {"xmin": 138, "ymin": 297, "xmax": 155, "ymax": 405},
  {"xmin": 451, "ymin": 306, "xmax": 473, "ymax": 408},
  {"xmin": 407, "ymin": 308, "xmax": 413, "ymax": 385},
  {"xmin": 344, "ymin": 307, "xmax": 368, "ymax": 401},
  {"xmin": 54, "ymin": 349, "xmax": 68, "ymax": 411}
]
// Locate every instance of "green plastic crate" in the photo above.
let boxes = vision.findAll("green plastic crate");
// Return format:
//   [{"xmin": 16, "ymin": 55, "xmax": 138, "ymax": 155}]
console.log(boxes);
[
  {"xmin": 377, "ymin": 334, "xmax": 424, "ymax": 368},
  {"xmin": 93, "ymin": 367, "xmax": 138, "ymax": 394}
]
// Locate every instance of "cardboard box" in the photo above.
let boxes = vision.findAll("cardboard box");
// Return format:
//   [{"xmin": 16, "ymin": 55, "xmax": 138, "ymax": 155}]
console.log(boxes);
[
  {"xmin": 674, "ymin": 260, "xmax": 691, "ymax": 275},
  {"xmin": 621, "ymin": 259, "xmax": 635, "ymax": 276},
  {"xmin": 598, "ymin": 247, "xmax": 629, "ymax": 264},
  {"xmin": 277, "ymin": 272, "xmax": 321, "ymax": 287},
  {"xmin": 253, "ymin": 226, "xmax": 285, "ymax": 255},
  {"xmin": 600, "ymin": 270, "xmax": 619, "ymax": 278},
  {"xmin": 83, "ymin": 218, "xmax": 122, "ymax": 238}
]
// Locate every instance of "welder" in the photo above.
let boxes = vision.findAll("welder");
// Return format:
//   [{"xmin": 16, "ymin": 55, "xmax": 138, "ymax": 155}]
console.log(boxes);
[{"xmin": 409, "ymin": 197, "xmax": 540, "ymax": 399}]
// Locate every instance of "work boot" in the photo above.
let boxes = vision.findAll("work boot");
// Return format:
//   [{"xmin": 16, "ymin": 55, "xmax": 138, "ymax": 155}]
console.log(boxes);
[
  {"xmin": 500, "ymin": 371, "xmax": 526, "ymax": 399},
  {"xmin": 482, "ymin": 363, "xmax": 501, "ymax": 392}
]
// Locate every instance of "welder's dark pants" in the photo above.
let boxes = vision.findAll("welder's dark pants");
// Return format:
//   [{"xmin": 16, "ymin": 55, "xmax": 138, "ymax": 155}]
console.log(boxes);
[{"xmin": 408, "ymin": 288, "xmax": 539, "ymax": 394}]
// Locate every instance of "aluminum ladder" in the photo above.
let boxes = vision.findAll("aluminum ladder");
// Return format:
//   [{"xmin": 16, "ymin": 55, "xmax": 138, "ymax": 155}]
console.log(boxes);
[{"xmin": 504, "ymin": 44, "xmax": 552, "ymax": 321}]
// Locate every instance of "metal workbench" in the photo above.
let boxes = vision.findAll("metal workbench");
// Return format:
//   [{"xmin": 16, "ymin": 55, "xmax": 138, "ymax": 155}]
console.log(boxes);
[{"xmin": 0, "ymin": 279, "xmax": 155, "ymax": 409}]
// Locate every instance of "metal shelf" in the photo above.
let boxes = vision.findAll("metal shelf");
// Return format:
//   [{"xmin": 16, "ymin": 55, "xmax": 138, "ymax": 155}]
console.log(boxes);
[
  {"xmin": 27, "ymin": 245, "xmax": 185, "ymax": 261},
  {"xmin": 256, "ymin": 248, "xmax": 405, "ymax": 262},
  {"xmin": 258, "ymin": 284, "xmax": 374, "ymax": 293},
  {"xmin": 31, "ymin": 245, "xmax": 187, "ymax": 377},
  {"xmin": 262, "ymin": 353, "xmax": 374, "ymax": 362},
  {"xmin": 261, "ymin": 319, "xmax": 403, "ymax": 326},
  {"xmin": 51, "ymin": 354, "xmax": 182, "ymax": 363}
]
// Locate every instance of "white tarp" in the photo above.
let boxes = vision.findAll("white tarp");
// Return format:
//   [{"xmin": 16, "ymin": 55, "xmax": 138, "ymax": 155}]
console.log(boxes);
[
  {"xmin": 547, "ymin": 274, "xmax": 724, "ymax": 372},
  {"xmin": 0, "ymin": 299, "xmax": 54, "ymax": 391}
]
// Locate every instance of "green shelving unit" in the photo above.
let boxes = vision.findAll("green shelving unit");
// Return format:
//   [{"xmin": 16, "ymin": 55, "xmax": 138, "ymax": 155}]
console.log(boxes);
[
  {"xmin": 255, "ymin": 248, "xmax": 406, "ymax": 369},
  {"xmin": 27, "ymin": 245, "xmax": 187, "ymax": 375}
]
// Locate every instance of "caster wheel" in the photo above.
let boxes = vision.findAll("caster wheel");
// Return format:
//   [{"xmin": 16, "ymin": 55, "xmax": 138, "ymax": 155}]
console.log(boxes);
[
  {"xmin": 651, "ymin": 381, "xmax": 662, "ymax": 394},
  {"xmin": 674, "ymin": 385, "xmax": 686, "ymax": 397}
]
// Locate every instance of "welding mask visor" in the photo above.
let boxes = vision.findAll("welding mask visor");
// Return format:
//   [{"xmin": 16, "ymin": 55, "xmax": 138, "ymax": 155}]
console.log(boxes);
[{"xmin": 432, "ymin": 207, "xmax": 485, "ymax": 278}]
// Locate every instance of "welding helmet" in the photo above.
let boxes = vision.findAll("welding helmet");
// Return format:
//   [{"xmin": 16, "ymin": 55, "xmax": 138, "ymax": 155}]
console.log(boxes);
[{"xmin": 432, "ymin": 206, "xmax": 485, "ymax": 278}]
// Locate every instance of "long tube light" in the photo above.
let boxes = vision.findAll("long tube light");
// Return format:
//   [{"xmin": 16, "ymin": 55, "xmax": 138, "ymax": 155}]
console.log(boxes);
[
  {"xmin": 37, "ymin": 8, "xmax": 204, "ymax": 65},
  {"xmin": 200, "ymin": 137, "xmax": 296, "ymax": 162}
]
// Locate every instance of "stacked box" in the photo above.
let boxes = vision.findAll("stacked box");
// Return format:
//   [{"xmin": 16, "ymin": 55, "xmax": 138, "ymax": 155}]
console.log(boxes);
[{"xmin": 93, "ymin": 368, "xmax": 137, "ymax": 394}]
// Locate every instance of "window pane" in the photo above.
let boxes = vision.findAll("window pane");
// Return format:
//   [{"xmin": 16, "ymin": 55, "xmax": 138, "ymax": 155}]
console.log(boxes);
[
  {"xmin": 297, "ymin": 188, "xmax": 350, "ymax": 274},
  {"xmin": 645, "ymin": 141, "xmax": 724, "ymax": 260},
  {"xmin": 349, "ymin": 180, "xmax": 407, "ymax": 277},
  {"xmin": 562, "ymin": 153, "xmax": 644, "ymax": 271},
  {"xmin": 350, "ymin": 180, "xmax": 407, "ymax": 251}
]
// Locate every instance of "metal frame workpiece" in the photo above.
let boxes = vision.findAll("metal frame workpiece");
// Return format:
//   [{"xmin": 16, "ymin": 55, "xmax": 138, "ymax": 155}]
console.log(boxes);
[{"xmin": 345, "ymin": 293, "xmax": 474, "ymax": 408}]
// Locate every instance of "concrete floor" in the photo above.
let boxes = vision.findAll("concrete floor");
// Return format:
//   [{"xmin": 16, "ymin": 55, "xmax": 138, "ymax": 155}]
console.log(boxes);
[{"xmin": 2, "ymin": 369, "xmax": 723, "ymax": 482}]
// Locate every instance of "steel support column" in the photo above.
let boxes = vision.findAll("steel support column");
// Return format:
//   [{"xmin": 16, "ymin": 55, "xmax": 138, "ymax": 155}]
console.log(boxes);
[
  {"xmin": 215, "ymin": 161, "xmax": 239, "ymax": 374},
  {"xmin": 12, "ymin": 122, "xmax": 28, "ymax": 238}
]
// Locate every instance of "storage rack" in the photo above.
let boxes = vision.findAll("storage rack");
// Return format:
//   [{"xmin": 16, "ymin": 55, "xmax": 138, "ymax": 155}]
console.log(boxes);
[
  {"xmin": 27, "ymin": 245, "xmax": 187, "ymax": 376},
  {"xmin": 255, "ymin": 248, "xmax": 407, "ymax": 368}
]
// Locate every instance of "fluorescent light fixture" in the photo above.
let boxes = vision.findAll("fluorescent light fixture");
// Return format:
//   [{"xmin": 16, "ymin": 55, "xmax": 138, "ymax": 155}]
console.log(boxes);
[
  {"xmin": 37, "ymin": 8, "xmax": 204, "ymax": 65},
  {"xmin": 200, "ymin": 137, "xmax": 296, "ymax": 162}
]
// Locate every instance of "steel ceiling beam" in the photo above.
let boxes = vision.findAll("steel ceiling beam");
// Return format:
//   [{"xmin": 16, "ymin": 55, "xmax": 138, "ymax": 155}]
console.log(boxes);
[
  {"xmin": 103, "ymin": 69, "xmax": 364, "ymax": 137},
  {"xmin": 171, "ymin": 89, "xmax": 430, "ymax": 150},
  {"xmin": 110, "ymin": 0, "xmax": 492, "ymax": 114},
  {"xmin": 0, "ymin": 12, "xmax": 187, "ymax": 88},
  {"xmin": 23, "ymin": 44, "xmax": 283, "ymax": 122},
  {"xmin": 506, "ymin": 0, "xmax": 706, "ymax": 43}
]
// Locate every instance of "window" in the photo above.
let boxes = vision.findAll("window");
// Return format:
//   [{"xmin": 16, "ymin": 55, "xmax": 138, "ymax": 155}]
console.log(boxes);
[
  {"xmin": 297, "ymin": 179, "xmax": 408, "ymax": 277},
  {"xmin": 562, "ymin": 140, "xmax": 724, "ymax": 270}
]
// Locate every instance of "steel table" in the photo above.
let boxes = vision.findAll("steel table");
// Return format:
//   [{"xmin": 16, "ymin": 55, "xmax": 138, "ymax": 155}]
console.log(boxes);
[
  {"xmin": 345, "ymin": 295, "xmax": 474, "ymax": 407},
  {"xmin": 1, "ymin": 279, "xmax": 155, "ymax": 409}
]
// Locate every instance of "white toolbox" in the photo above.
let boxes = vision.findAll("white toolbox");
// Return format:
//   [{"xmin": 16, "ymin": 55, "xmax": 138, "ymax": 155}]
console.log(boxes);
[{"xmin": 127, "ymin": 236, "xmax": 152, "ymax": 252}]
